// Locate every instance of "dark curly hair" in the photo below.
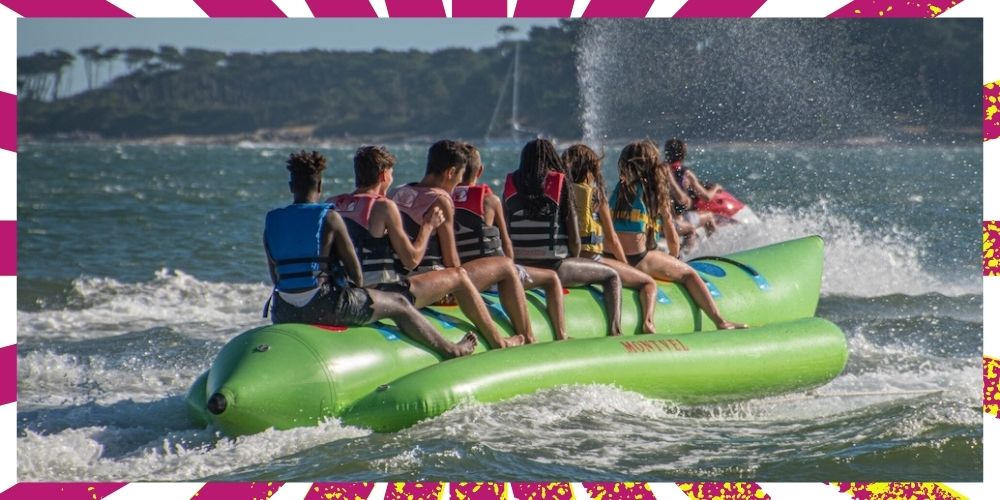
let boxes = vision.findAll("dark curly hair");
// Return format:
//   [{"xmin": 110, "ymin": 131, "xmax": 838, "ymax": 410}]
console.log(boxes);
[{"xmin": 286, "ymin": 150, "xmax": 327, "ymax": 191}]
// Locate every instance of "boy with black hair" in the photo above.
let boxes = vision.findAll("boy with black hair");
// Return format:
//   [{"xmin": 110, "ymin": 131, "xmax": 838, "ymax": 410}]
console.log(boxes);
[{"xmin": 264, "ymin": 150, "xmax": 477, "ymax": 358}]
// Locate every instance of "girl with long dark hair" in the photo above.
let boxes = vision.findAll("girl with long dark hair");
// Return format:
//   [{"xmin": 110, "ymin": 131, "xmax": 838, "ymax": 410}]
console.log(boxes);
[{"xmin": 610, "ymin": 140, "xmax": 746, "ymax": 331}]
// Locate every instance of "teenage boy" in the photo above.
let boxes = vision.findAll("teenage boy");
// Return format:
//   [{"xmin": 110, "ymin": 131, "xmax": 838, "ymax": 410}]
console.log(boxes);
[
  {"xmin": 265, "ymin": 150, "xmax": 476, "ymax": 358},
  {"xmin": 329, "ymin": 145, "xmax": 525, "ymax": 348}
]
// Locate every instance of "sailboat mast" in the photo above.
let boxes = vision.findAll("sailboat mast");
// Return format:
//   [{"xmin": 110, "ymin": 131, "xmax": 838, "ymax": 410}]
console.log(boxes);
[{"xmin": 511, "ymin": 41, "xmax": 521, "ymax": 141}]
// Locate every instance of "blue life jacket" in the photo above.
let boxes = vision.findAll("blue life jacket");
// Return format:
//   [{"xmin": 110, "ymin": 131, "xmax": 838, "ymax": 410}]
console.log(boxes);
[{"xmin": 264, "ymin": 203, "xmax": 335, "ymax": 292}]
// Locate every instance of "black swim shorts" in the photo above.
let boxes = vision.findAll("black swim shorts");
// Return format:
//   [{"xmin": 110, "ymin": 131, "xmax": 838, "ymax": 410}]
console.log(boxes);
[
  {"xmin": 371, "ymin": 278, "xmax": 416, "ymax": 305},
  {"xmin": 272, "ymin": 283, "xmax": 374, "ymax": 326}
]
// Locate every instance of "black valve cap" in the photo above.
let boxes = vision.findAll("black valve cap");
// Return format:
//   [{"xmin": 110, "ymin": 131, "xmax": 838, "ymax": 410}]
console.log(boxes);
[{"xmin": 206, "ymin": 393, "xmax": 228, "ymax": 415}]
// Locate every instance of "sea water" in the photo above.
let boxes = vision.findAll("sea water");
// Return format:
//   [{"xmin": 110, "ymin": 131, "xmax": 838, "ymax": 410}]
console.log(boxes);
[{"xmin": 16, "ymin": 141, "xmax": 982, "ymax": 481}]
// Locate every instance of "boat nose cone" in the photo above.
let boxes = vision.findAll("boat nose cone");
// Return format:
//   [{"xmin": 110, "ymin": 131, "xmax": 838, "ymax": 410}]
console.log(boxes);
[{"xmin": 206, "ymin": 392, "xmax": 228, "ymax": 415}]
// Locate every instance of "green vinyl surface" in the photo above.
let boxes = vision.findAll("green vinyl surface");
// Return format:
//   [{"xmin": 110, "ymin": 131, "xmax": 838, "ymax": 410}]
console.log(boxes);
[
  {"xmin": 341, "ymin": 317, "xmax": 848, "ymax": 432},
  {"xmin": 188, "ymin": 236, "xmax": 840, "ymax": 435}
]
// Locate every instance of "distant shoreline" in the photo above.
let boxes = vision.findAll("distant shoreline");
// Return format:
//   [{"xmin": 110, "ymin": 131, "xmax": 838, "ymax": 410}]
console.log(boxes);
[{"xmin": 18, "ymin": 125, "xmax": 984, "ymax": 149}]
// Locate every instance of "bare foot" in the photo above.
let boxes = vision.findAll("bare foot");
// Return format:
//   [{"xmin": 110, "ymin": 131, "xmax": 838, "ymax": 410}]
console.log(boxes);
[
  {"xmin": 502, "ymin": 334, "xmax": 526, "ymax": 347},
  {"xmin": 717, "ymin": 321, "xmax": 749, "ymax": 330},
  {"xmin": 450, "ymin": 332, "xmax": 478, "ymax": 358},
  {"xmin": 554, "ymin": 331, "xmax": 570, "ymax": 341},
  {"xmin": 642, "ymin": 319, "xmax": 657, "ymax": 334}
]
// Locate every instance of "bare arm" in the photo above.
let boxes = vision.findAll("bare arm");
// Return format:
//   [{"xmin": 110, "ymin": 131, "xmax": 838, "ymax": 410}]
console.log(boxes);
[
  {"xmin": 263, "ymin": 233, "xmax": 278, "ymax": 286},
  {"xmin": 687, "ymin": 170, "xmax": 721, "ymax": 201},
  {"xmin": 324, "ymin": 211, "xmax": 364, "ymax": 286},
  {"xmin": 659, "ymin": 209, "xmax": 681, "ymax": 258},
  {"xmin": 372, "ymin": 199, "xmax": 441, "ymax": 270},
  {"xmin": 665, "ymin": 168, "xmax": 692, "ymax": 209},
  {"xmin": 597, "ymin": 200, "xmax": 627, "ymax": 262},
  {"xmin": 562, "ymin": 183, "xmax": 581, "ymax": 258},
  {"xmin": 486, "ymin": 194, "xmax": 515, "ymax": 259},
  {"xmin": 435, "ymin": 197, "xmax": 463, "ymax": 268}
]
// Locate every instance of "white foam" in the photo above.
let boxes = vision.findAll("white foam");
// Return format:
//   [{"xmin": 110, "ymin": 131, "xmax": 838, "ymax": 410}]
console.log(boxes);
[
  {"xmin": 395, "ymin": 371, "xmax": 978, "ymax": 475},
  {"xmin": 17, "ymin": 418, "xmax": 370, "ymax": 481},
  {"xmin": 18, "ymin": 269, "xmax": 269, "ymax": 341},
  {"xmin": 17, "ymin": 350, "xmax": 195, "ymax": 407},
  {"xmin": 691, "ymin": 201, "xmax": 980, "ymax": 298}
]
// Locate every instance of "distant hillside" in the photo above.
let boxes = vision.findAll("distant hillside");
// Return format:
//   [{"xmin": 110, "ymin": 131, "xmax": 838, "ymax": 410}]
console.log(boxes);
[
  {"xmin": 18, "ymin": 23, "xmax": 582, "ymax": 141},
  {"xmin": 18, "ymin": 20, "xmax": 982, "ymax": 144}
]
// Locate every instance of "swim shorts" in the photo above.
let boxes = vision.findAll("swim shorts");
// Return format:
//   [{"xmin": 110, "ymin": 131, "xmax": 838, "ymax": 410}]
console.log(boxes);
[
  {"xmin": 371, "ymin": 278, "xmax": 417, "ymax": 305},
  {"xmin": 272, "ymin": 282, "xmax": 374, "ymax": 326}
]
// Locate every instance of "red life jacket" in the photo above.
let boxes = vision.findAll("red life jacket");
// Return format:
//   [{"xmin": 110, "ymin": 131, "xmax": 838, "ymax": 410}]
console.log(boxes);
[
  {"xmin": 452, "ymin": 184, "xmax": 503, "ymax": 261},
  {"xmin": 331, "ymin": 193, "xmax": 380, "ymax": 229},
  {"xmin": 502, "ymin": 171, "xmax": 569, "ymax": 262},
  {"xmin": 389, "ymin": 184, "xmax": 450, "ymax": 272},
  {"xmin": 329, "ymin": 193, "xmax": 402, "ymax": 286}
]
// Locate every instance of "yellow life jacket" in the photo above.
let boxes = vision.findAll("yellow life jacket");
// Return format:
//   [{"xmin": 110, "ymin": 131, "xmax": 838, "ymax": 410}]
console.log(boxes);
[{"xmin": 573, "ymin": 182, "xmax": 604, "ymax": 254}]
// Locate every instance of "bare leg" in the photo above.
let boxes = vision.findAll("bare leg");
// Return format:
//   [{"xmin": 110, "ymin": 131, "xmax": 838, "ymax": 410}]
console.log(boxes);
[
  {"xmin": 462, "ymin": 256, "xmax": 535, "ymax": 343},
  {"xmin": 599, "ymin": 256, "xmax": 657, "ymax": 334},
  {"xmin": 549, "ymin": 257, "xmax": 622, "ymax": 336},
  {"xmin": 635, "ymin": 251, "xmax": 747, "ymax": 330},
  {"xmin": 366, "ymin": 288, "xmax": 477, "ymax": 358},
  {"xmin": 521, "ymin": 266, "xmax": 567, "ymax": 340},
  {"xmin": 408, "ymin": 269, "xmax": 523, "ymax": 349},
  {"xmin": 674, "ymin": 220, "xmax": 697, "ymax": 254}
]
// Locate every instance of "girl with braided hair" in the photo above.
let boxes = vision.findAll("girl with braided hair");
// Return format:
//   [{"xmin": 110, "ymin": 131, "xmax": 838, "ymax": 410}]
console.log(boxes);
[
  {"xmin": 452, "ymin": 142, "xmax": 568, "ymax": 340},
  {"xmin": 610, "ymin": 141, "xmax": 746, "ymax": 331},
  {"xmin": 503, "ymin": 139, "xmax": 624, "ymax": 337}
]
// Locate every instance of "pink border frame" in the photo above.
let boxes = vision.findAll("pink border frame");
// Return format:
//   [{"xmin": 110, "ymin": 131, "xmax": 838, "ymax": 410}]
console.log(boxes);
[{"xmin": 1, "ymin": 1, "xmax": 993, "ymax": 498}]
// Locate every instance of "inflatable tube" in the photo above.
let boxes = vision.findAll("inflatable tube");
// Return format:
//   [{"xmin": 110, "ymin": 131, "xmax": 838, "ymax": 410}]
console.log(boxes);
[
  {"xmin": 187, "ymin": 236, "xmax": 831, "ymax": 436},
  {"xmin": 341, "ymin": 317, "xmax": 848, "ymax": 432}
]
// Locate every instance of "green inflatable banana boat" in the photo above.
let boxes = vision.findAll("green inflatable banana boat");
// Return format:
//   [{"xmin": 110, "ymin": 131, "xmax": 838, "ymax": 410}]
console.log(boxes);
[{"xmin": 187, "ymin": 236, "xmax": 847, "ymax": 436}]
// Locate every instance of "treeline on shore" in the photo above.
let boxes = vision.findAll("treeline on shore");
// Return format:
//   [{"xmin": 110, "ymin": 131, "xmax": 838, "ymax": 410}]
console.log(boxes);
[{"xmin": 18, "ymin": 20, "xmax": 981, "ymax": 143}]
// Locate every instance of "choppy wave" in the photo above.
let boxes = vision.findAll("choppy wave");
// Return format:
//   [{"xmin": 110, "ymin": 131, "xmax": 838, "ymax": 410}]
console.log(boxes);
[
  {"xmin": 18, "ymin": 269, "xmax": 270, "ymax": 341},
  {"xmin": 18, "ymin": 349, "xmax": 200, "ymax": 408},
  {"xmin": 16, "ymin": 351, "xmax": 979, "ymax": 482},
  {"xmin": 18, "ymin": 416, "xmax": 371, "ymax": 482},
  {"xmin": 691, "ymin": 200, "xmax": 981, "ymax": 297}
]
